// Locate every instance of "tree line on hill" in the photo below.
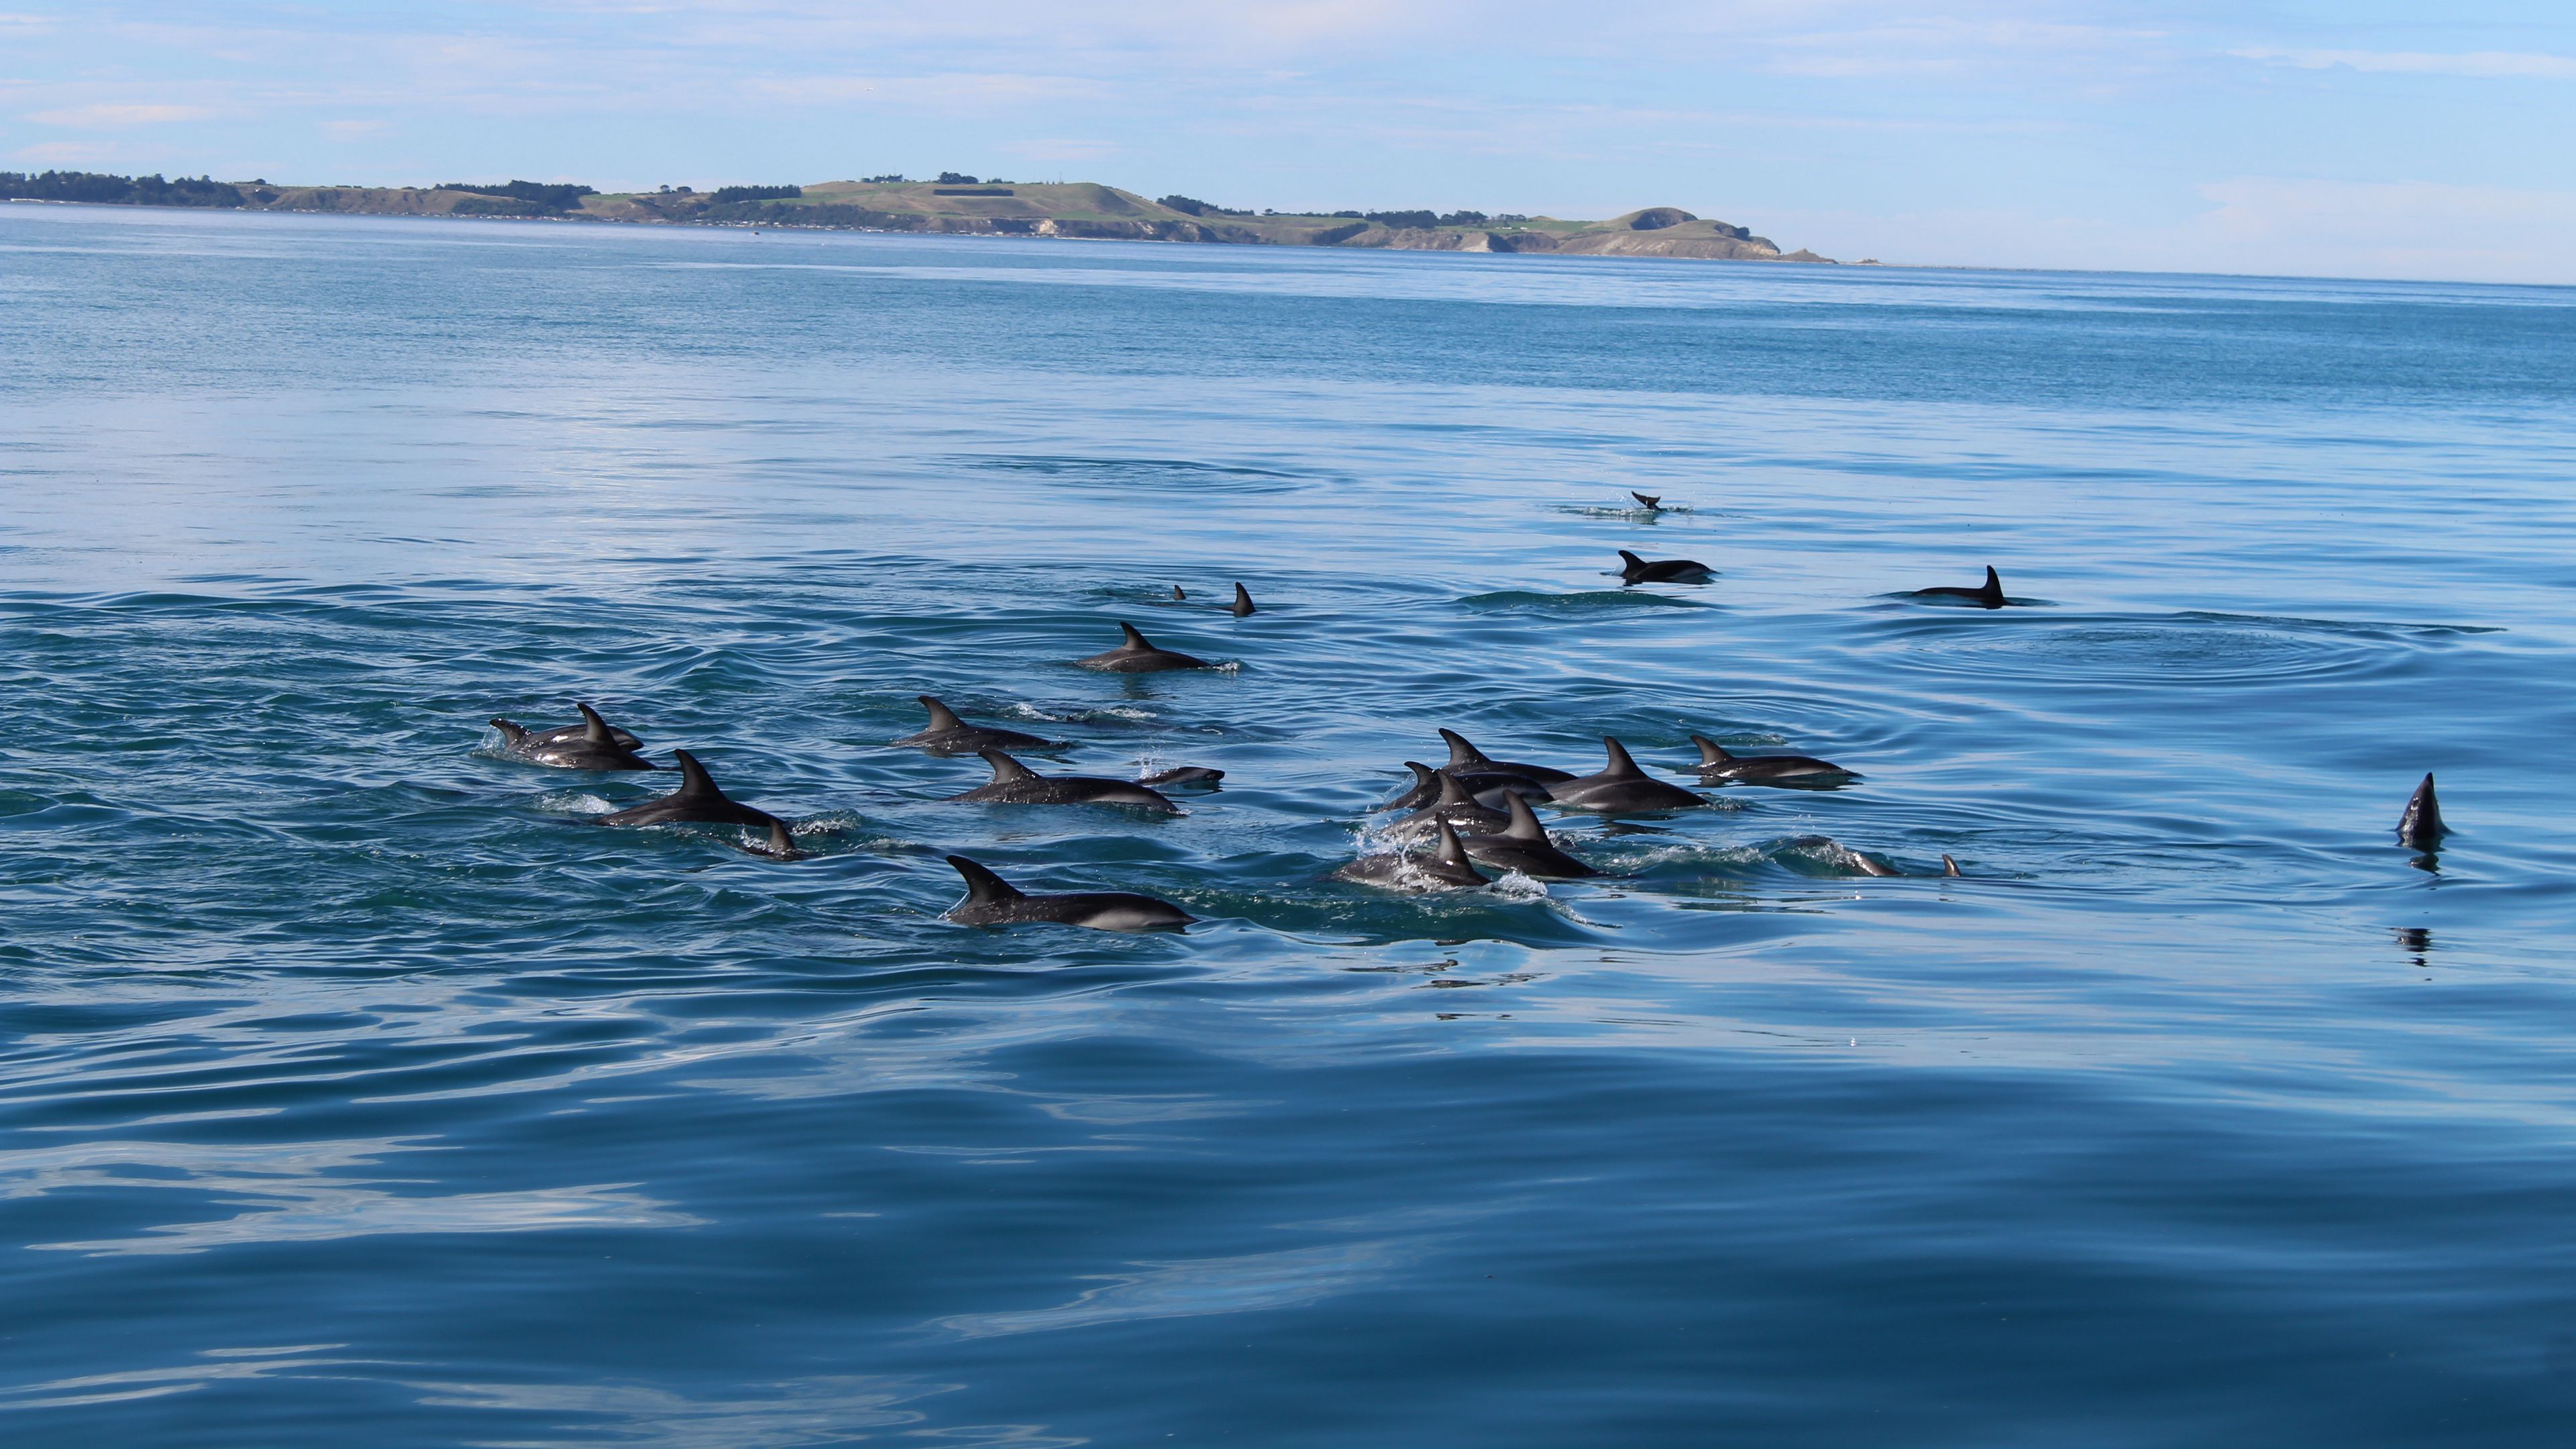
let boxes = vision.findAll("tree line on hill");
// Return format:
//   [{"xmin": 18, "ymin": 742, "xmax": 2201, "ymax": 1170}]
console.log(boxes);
[{"xmin": 1, "ymin": 171, "xmax": 246, "ymax": 206}]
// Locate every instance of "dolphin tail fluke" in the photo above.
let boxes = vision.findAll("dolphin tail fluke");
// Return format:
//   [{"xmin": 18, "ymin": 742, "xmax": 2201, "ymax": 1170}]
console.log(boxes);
[
  {"xmin": 1116, "ymin": 621, "xmax": 1154, "ymax": 651},
  {"xmin": 947, "ymin": 855, "xmax": 1023, "ymax": 906},
  {"xmin": 918, "ymin": 695, "xmax": 965, "ymax": 733},
  {"xmin": 980, "ymin": 749, "xmax": 1040, "ymax": 784},
  {"xmin": 1599, "ymin": 737, "xmax": 1644, "ymax": 778},
  {"xmin": 577, "ymin": 702, "xmax": 616, "ymax": 747},
  {"xmin": 1631, "ymin": 492, "xmax": 1660, "ymax": 510},
  {"xmin": 2398, "ymin": 773, "xmax": 2446, "ymax": 849},
  {"xmin": 1942, "ymin": 853, "xmax": 1962, "ymax": 877},
  {"xmin": 1231, "ymin": 582, "xmax": 1255, "ymax": 616},
  {"xmin": 1689, "ymin": 734, "xmax": 1731, "ymax": 766},
  {"xmin": 1503, "ymin": 790, "xmax": 1548, "ymax": 842},
  {"xmin": 490, "ymin": 718, "xmax": 529, "ymax": 744},
  {"xmin": 1438, "ymin": 728, "xmax": 1487, "ymax": 771},
  {"xmin": 672, "ymin": 749, "xmax": 724, "ymax": 800}
]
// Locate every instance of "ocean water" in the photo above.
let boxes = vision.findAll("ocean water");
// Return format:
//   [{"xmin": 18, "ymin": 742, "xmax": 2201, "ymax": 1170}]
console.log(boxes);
[{"xmin": 3, "ymin": 201, "xmax": 2575, "ymax": 1445}]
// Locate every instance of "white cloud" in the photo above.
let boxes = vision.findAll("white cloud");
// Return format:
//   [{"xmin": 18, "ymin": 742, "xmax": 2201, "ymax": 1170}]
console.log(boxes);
[
  {"xmin": 2233, "ymin": 48, "xmax": 2576, "ymax": 80},
  {"xmin": 25, "ymin": 103, "xmax": 211, "ymax": 126}
]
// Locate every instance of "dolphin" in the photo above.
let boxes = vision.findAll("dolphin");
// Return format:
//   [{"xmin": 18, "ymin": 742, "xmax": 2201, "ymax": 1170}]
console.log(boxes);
[
  {"xmin": 943, "ymin": 855, "xmax": 1195, "ymax": 931},
  {"xmin": 491, "ymin": 703, "xmax": 645, "ymax": 756},
  {"xmin": 1073, "ymin": 622, "xmax": 1214, "ymax": 673},
  {"xmin": 1547, "ymin": 738, "xmax": 1707, "ymax": 813},
  {"xmin": 947, "ymin": 750, "xmax": 1179, "ymax": 812},
  {"xmin": 1798, "ymin": 837, "xmax": 1951, "ymax": 877},
  {"xmin": 1172, "ymin": 585, "xmax": 1187, "ymax": 600},
  {"xmin": 596, "ymin": 749, "xmax": 786, "ymax": 830},
  {"xmin": 1439, "ymin": 729, "xmax": 1574, "ymax": 786},
  {"xmin": 1630, "ymin": 492, "xmax": 1662, "ymax": 511},
  {"xmin": 1377, "ymin": 761, "xmax": 1546, "ymax": 813},
  {"xmin": 1139, "ymin": 765, "xmax": 1225, "ymax": 789},
  {"xmin": 1617, "ymin": 549, "xmax": 1713, "ymax": 584},
  {"xmin": 1684, "ymin": 735, "xmax": 1854, "ymax": 785},
  {"xmin": 1230, "ymin": 583, "xmax": 1257, "ymax": 617},
  {"xmin": 1455, "ymin": 792, "xmax": 1599, "ymax": 879},
  {"xmin": 744, "ymin": 820, "xmax": 804, "ymax": 860},
  {"xmin": 890, "ymin": 695, "xmax": 1054, "ymax": 755},
  {"xmin": 1910, "ymin": 565, "xmax": 2010, "ymax": 608},
  {"xmin": 1334, "ymin": 818, "xmax": 1491, "ymax": 890},
  {"xmin": 1388, "ymin": 769, "xmax": 1511, "ymax": 840},
  {"xmin": 2398, "ymin": 773, "xmax": 2447, "ymax": 850}
]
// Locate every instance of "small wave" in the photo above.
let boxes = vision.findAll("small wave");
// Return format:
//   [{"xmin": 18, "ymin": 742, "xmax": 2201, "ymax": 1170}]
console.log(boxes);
[
  {"xmin": 1880, "ymin": 611, "xmax": 2456, "ymax": 686},
  {"xmin": 957, "ymin": 454, "xmax": 1312, "ymax": 496},
  {"xmin": 1458, "ymin": 590, "xmax": 1707, "ymax": 614}
]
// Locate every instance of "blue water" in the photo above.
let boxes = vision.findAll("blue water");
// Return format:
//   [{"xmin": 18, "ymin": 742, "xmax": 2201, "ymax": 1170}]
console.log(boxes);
[{"xmin": 5, "ymin": 202, "xmax": 2576, "ymax": 1445}]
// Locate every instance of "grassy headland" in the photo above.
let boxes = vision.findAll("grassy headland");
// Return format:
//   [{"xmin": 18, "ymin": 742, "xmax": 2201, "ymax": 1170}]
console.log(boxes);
[{"xmin": 1, "ymin": 170, "xmax": 1833, "ymax": 263}]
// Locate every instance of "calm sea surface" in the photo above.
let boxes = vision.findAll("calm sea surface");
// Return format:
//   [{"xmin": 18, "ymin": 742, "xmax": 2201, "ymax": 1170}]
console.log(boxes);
[{"xmin": 4, "ymin": 203, "xmax": 2575, "ymax": 1446}]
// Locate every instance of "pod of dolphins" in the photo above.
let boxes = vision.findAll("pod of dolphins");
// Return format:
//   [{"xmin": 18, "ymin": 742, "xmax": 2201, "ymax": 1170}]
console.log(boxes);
[{"xmin": 488, "ymin": 500, "xmax": 2457, "ymax": 932}]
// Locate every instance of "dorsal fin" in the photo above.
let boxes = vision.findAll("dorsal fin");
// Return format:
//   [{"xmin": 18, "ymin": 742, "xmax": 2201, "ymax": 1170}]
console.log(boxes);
[
  {"xmin": 1503, "ymin": 790, "xmax": 1548, "ymax": 842},
  {"xmin": 2398, "ymin": 772, "xmax": 2445, "ymax": 848},
  {"xmin": 1231, "ymin": 582, "xmax": 1255, "ymax": 616},
  {"xmin": 1438, "ymin": 728, "xmax": 1491, "ymax": 771},
  {"xmin": 980, "ymin": 749, "xmax": 1040, "ymax": 784},
  {"xmin": 766, "ymin": 821, "xmax": 797, "ymax": 857},
  {"xmin": 578, "ymin": 702, "xmax": 615, "ymax": 747},
  {"xmin": 1599, "ymin": 737, "xmax": 1644, "ymax": 778},
  {"xmin": 1434, "ymin": 819, "xmax": 1484, "ymax": 877},
  {"xmin": 1401, "ymin": 761, "xmax": 1436, "ymax": 790},
  {"xmin": 1942, "ymin": 853, "xmax": 1962, "ymax": 877},
  {"xmin": 1617, "ymin": 549, "xmax": 1646, "ymax": 569},
  {"xmin": 490, "ymin": 718, "xmax": 529, "ymax": 744},
  {"xmin": 945, "ymin": 855, "xmax": 1024, "ymax": 904},
  {"xmin": 1172, "ymin": 585, "xmax": 1187, "ymax": 600},
  {"xmin": 1434, "ymin": 771, "xmax": 1475, "ymax": 808},
  {"xmin": 1690, "ymin": 734, "xmax": 1733, "ymax": 765},
  {"xmin": 1978, "ymin": 566, "xmax": 2004, "ymax": 604},
  {"xmin": 672, "ymin": 749, "xmax": 727, "ymax": 800},
  {"xmin": 918, "ymin": 695, "xmax": 965, "ymax": 733},
  {"xmin": 1116, "ymin": 621, "xmax": 1154, "ymax": 651}
]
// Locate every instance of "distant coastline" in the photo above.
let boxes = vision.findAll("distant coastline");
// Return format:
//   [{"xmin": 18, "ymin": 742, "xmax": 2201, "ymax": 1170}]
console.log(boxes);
[{"xmin": 0, "ymin": 170, "xmax": 1837, "ymax": 264}]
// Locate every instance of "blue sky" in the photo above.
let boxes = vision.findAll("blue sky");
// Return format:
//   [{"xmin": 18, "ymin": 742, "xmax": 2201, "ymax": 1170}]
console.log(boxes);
[{"xmin": 6, "ymin": 2, "xmax": 2573, "ymax": 282}]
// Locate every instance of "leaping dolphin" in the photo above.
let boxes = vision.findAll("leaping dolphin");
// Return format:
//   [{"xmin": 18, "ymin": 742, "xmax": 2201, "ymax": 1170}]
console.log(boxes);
[
  {"xmin": 492, "ymin": 701, "xmax": 649, "ymax": 768},
  {"xmin": 945, "ymin": 750, "xmax": 1180, "ymax": 812},
  {"xmin": 1073, "ymin": 622, "xmax": 1214, "ymax": 673},
  {"xmin": 943, "ymin": 855, "xmax": 1195, "ymax": 931},
  {"xmin": 891, "ymin": 696, "xmax": 1055, "ymax": 755},
  {"xmin": 1455, "ymin": 792, "xmax": 1600, "ymax": 879},
  {"xmin": 1909, "ymin": 566, "xmax": 2010, "ymax": 608},
  {"xmin": 2398, "ymin": 773, "xmax": 2447, "ymax": 850},
  {"xmin": 596, "ymin": 750, "xmax": 786, "ymax": 830},
  {"xmin": 1547, "ymin": 738, "xmax": 1707, "ymax": 813},
  {"xmin": 1334, "ymin": 818, "xmax": 1492, "ymax": 891},
  {"xmin": 1617, "ymin": 550, "xmax": 1713, "ymax": 584},
  {"xmin": 1684, "ymin": 735, "xmax": 1854, "ymax": 786}
]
